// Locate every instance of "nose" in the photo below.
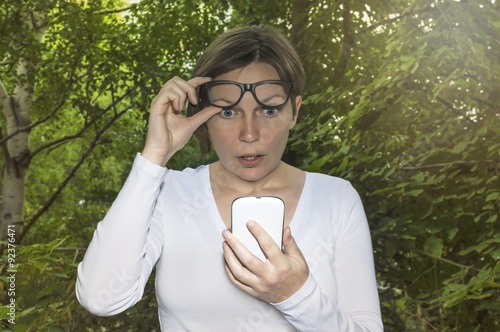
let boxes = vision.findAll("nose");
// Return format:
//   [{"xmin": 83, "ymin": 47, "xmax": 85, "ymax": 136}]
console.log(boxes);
[{"xmin": 239, "ymin": 113, "xmax": 260, "ymax": 143}]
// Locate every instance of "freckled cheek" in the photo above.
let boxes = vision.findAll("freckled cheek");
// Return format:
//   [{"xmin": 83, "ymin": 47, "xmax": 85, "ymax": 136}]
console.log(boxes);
[
  {"xmin": 208, "ymin": 122, "xmax": 231, "ymax": 143},
  {"xmin": 209, "ymin": 128, "xmax": 242, "ymax": 157},
  {"xmin": 211, "ymin": 134, "xmax": 234, "ymax": 152},
  {"xmin": 259, "ymin": 122, "xmax": 290, "ymax": 143}
]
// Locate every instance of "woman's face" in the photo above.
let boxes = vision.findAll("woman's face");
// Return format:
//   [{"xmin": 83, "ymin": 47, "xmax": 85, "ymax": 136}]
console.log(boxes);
[{"xmin": 206, "ymin": 62, "xmax": 301, "ymax": 183}]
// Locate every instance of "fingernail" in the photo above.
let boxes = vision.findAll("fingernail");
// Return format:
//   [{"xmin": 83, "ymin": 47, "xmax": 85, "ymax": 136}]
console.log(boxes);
[
  {"xmin": 222, "ymin": 241, "xmax": 229, "ymax": 252},
  {"xmin": 222, "ymin": 230, "xmax": 232, "ymax": 240},
  {"xmin": 247, "ymin": 220, "xmax": 256, "ymax": 228}
]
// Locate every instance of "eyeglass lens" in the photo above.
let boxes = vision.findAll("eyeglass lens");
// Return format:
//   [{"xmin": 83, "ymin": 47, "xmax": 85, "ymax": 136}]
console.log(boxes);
[{"xmin": 207, "ymin": 82, "xmax": 289, "ymax": 108}]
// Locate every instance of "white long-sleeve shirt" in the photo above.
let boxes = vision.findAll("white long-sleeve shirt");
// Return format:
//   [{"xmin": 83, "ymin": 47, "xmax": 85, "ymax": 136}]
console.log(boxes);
[{"xmin": 76, "ymin": 154, "xmax": 383, "ymax": 331}]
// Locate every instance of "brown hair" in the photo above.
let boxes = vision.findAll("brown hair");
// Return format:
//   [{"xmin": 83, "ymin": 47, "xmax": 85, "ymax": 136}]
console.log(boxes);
[{"xmin": 187, "ymin": 24, "xmax": 306, "ymax": 155}]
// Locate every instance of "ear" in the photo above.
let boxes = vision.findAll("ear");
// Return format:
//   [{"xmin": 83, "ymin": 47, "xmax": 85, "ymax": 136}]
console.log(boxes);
[{"xmin": 289, "ymin": 95, "xmax": 302, "ymax": 129}]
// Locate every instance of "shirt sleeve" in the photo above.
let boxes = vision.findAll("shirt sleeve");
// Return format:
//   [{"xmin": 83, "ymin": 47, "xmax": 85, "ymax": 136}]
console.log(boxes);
[
  {"xmin": 75, "ymin": 153, "xmax": 167, "ymax": 316},
  {"xmin": 271, "ymin": 183, "xmax": 383, "ymax": 332}
]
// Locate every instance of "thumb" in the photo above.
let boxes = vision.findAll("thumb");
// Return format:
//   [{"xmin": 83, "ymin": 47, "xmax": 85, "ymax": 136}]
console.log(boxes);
[
  {"xmin": 188, "ymin": 106, "xmax": 221, "ymax": 131},
  {"xmin": 283, "ymin": 227, "xmax": 303, "ymax": 257}
]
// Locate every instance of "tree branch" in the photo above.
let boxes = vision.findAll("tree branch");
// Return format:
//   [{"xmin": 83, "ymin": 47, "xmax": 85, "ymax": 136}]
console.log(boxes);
[
  {"xmin": 24, "ymin": 90, "xmax": 132, "ymax": 163},
  {"xmin": 290, "ymin": 0, "xmax": 312, "ymax": 55},
  {"xmin": 0, "ymin": 96, "xmax": 67, "ymax": 145},
  {"xmin": 0, "ymin": 51, "xmax": 84, "ymax": 146},
  {"xmin": 436, "ymin": 97, "xmax": 476, "ymax": 124},
  {"xmin": 18, "ymin": 106, "xmax": 130, "ymax": 243},
  {"xmin": 358, "ymin": 6, "xmax": 438, "ymax": 35},
  {"xmin": 0, "ymin": 61, "xmax": 15, "ymax": 67},
  {"xmin": 92, "ymin": 6, "xmax": 134, "ymax": 15},
  {"xmin": 29, "ymin": 133, "xmax": 84, "ymax": 160},
  {"xmin": 333, "ymin": 0, "xmax": 355, "ymax": 84},
  {"xmin": 11, "ymin": 244, "xmax": 87, "ymax": 252},
  {"xmin": 379, "ymin": 0, "xmax": 397, "ymax": 12},
  {"xmin": 393, "ymin": 301, "xmax": 439, "ymax": 331},
  {"xmin": 469, "ymin": 96, "xmax": 498, "ymax": 112},
  {"xmin": 393, "ymin": 238, "xmax": 482, "ymax": 273}
]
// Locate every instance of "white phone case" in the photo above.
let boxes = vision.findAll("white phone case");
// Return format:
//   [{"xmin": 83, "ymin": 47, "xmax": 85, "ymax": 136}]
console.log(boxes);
[{"xmin": 231, "ymin": 196, "xmax": 285, "ymax": 262}]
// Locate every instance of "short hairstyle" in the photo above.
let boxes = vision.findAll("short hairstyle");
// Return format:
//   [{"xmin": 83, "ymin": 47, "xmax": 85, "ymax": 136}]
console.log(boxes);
[{"xmin": 187, "ymin": 24, "xmax": 306, "ymax": 155}]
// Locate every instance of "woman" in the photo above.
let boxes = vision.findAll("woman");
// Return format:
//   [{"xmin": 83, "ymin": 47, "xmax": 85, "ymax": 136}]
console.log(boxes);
[{"xmin": 76, "ymin": 25, "xmax": 383, "ymax": 331}]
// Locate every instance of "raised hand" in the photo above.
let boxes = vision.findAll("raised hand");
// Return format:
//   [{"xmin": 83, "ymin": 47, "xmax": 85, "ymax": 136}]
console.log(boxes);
[
  {"xmin": 142, "ymin": 76, "xmax": 221, "ymax": 166},
  {"xmin": 222, "ymin": 221, "xmax": 310, "ymax": 303}
]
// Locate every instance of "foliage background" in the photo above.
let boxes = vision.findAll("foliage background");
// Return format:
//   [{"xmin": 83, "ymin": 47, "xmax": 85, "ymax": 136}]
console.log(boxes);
[{"xmin": 1, "ymin": 0, "xmax": 499, "ymax": 331}]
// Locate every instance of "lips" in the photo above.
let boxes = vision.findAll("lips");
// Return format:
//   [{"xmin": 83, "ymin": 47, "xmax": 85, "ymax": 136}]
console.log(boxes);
[{"xmin": 237, "ymin": 155, "xmax": 264, "ymax": 167}]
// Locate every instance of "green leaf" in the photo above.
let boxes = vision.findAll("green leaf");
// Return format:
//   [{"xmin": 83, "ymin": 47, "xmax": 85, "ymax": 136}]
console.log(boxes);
[
  {"xmin": 485, "ymin": 214, "xmax": 498, "ymax": 223},
  {"xmin": 485, "ymin": 192, "xmax": 499, "ymax": 201},
  {"xmin": 405, "ymin": 189, "xmax": 424, "ymax": 197},
  {"xmin": 424, "ymin": 237, "xmax": 444, "ymax": 257},
  {"xmin": 491, "ymin": 248, "xmax": 500, "ymax": 260},
  {"xmin": 411, "ymin": 173, "xmax": 426, "ymax": 183},
  {"xmin": 385, "ymin": 241, "xmax": 397, "ymax": 258},
  {"xmin": 307, "ymin": 157, "xmax": 326, "ymax": 172},
  {"xmin": 451, "ymin": 141, "xmax": 469, "ymax": 154},
  {"xmin": 371, "ymin": 187, "xmax": 393, "ymax": 196},
  {"xmin": 448, "ymin": 227, "xmax": 459, "ymax": 240},
  {"xmin": 460, "ymin": 242, "xmax": 490, "ymax": 255}
]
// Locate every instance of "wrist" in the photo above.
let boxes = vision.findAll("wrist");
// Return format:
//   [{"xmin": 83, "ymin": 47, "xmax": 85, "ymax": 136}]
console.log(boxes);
[
  {"xmin": 141, "ymin": 147, "xmax": 174, "ymax": 167},
  {"xmin": 271, "ymin": 272, "xmax": 314, "ymax": 306}
]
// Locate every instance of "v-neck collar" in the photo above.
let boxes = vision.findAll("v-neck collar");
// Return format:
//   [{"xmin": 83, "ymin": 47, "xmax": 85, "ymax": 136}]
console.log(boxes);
[{"xmin": 204, "ymin": 165, "xmax": 311, "ymax": 234}]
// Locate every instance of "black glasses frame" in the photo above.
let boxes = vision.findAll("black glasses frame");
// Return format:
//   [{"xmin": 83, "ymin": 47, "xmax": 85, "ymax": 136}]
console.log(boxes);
[{"xmin": 198, "ymin": 80, "xmax": 295, "ymax": 109}]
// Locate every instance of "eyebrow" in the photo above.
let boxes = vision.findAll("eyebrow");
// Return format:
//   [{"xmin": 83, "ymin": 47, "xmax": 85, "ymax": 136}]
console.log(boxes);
[
  {"xmin": 211, "ymin": 97, "xmax": 236, "ymax": 105},
  {"xmin": 259, "ymin": 94, "xmax": 287, "ymax": 104}
]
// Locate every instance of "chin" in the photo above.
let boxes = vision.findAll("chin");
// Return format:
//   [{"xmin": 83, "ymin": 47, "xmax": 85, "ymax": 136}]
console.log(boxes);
[
  {"xmin": 236, "ymin": 170, "xmax": 267, "ymax": 182},
  {"xmin": 216, "ymin": 154, "xmax": 281, "ymax": 183},
  {"xmin": 236, "ymin": 163, "xmax": 280, "ymax": 183}
]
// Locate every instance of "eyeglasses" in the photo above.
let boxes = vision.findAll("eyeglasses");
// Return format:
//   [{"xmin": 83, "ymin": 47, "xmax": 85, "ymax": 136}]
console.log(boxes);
[{"xmin": 198, "ymin": 80, "xmax": 295, "ymax": 109}]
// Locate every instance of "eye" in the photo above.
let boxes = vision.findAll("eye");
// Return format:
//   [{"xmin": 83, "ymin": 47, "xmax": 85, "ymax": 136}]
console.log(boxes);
[
  {"xmin": 220, "ymin": 109, "xmax": 235, "ymax": 118},
  {"xmin": 263, "ymin": 108, "xmax": 279, "ymax": 116}
]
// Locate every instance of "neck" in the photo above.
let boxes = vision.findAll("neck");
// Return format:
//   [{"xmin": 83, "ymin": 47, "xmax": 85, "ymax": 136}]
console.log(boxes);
[{"xmin": 209, "ymin": 161, "xmax": 291, "ymax": 196}]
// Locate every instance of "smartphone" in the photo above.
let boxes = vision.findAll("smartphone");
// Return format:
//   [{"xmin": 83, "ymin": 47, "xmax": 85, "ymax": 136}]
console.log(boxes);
[{"xmin": 231, "ymin": 196, "xmax": 285, "ymax": 262}]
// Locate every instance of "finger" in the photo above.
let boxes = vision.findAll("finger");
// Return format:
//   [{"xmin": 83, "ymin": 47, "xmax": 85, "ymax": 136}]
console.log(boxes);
[
  {"xmin": 154, "ymin": 76, "xmax": 209, "ymax": 112},
  {"xmin": 246, "ymin": 220, "xmax": 282, "ymax": 262},
  {"xmin": 222, "ymin": 229, "xmax": 262, "ymax": 271},
  {"xmin": 223, "ymin": 259, "xmax": 256, "ymax": 296},
  {"xmin": 187, "ymin": 76, "xmax": 212, "ymax": 87},
  {"xmin": 283, "ymin": 227, "xmax": 306, "ymax": 260},
  {"xmin": 186, "ymin": 76, "xmax": 212, "ymax": 105},
  {"xmin": 222, "ymin": 241, "xmax": 258, "ymax": 286},
  {"xmin": 188, "ymin": 105, "xmax": 222, "ymax": 131},
  {"xmin": 167, "ymin": 77, "xmax": 195, "ymax": 111},
  {"xmin": 152, "ymin": 78, "xmax": 189, "ymax": 113}
]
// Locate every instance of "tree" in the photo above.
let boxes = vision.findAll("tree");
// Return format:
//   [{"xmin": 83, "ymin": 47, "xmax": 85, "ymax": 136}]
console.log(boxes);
[
  {"xmin": 0, "ymin": 0, "xmax": 232, "ymax": 330},
  {"xmin": 288, "ymin": 0, "xmax": 500, "ymax": 330},
  {"xmin": 1, "ymin": 0, "xmax": 134, "ymax": 244},
  {"xmin": 0, "ymin": 0, "xmax": 221, "ymax": 329},
  {"xmin": 1, "ymin": 0, "xmax": 499, "ymax": 330}
]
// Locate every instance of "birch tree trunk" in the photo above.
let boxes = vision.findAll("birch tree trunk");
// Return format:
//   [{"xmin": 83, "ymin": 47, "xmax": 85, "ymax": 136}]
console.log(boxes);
[
  {"xmin": 0, "ymin": 60, "xmax": 33, "ymax": 243},
  {"xmin": 1, "ymin": 11, "xmax": 47, "ymax": 243}
]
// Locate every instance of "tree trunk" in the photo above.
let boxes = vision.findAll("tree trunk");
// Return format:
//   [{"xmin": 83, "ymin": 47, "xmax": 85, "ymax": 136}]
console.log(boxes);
[
  {"xmin": 290, "ymin": 0, "xmax": 311, "ymax": 60},
  {"xmin": 1, "ymin": 10, "xmax": 49, "ymax": 243},
  {"xmin": 282, "ymin": 0, "xmax": 312, "ymax": 167},
  {"xmin": 1, "ymin": 60, "xmax": 33, "ymax": 243}
]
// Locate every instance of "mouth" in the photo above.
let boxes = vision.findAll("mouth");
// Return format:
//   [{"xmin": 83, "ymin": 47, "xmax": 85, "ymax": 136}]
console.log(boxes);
[
  {"xmin": 241, "ymin": 156, "xmax": 260, "ymax": 160},
  {"xmin": 237, "ymin": 154, "xmax": 264, "ymax": 167}
]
